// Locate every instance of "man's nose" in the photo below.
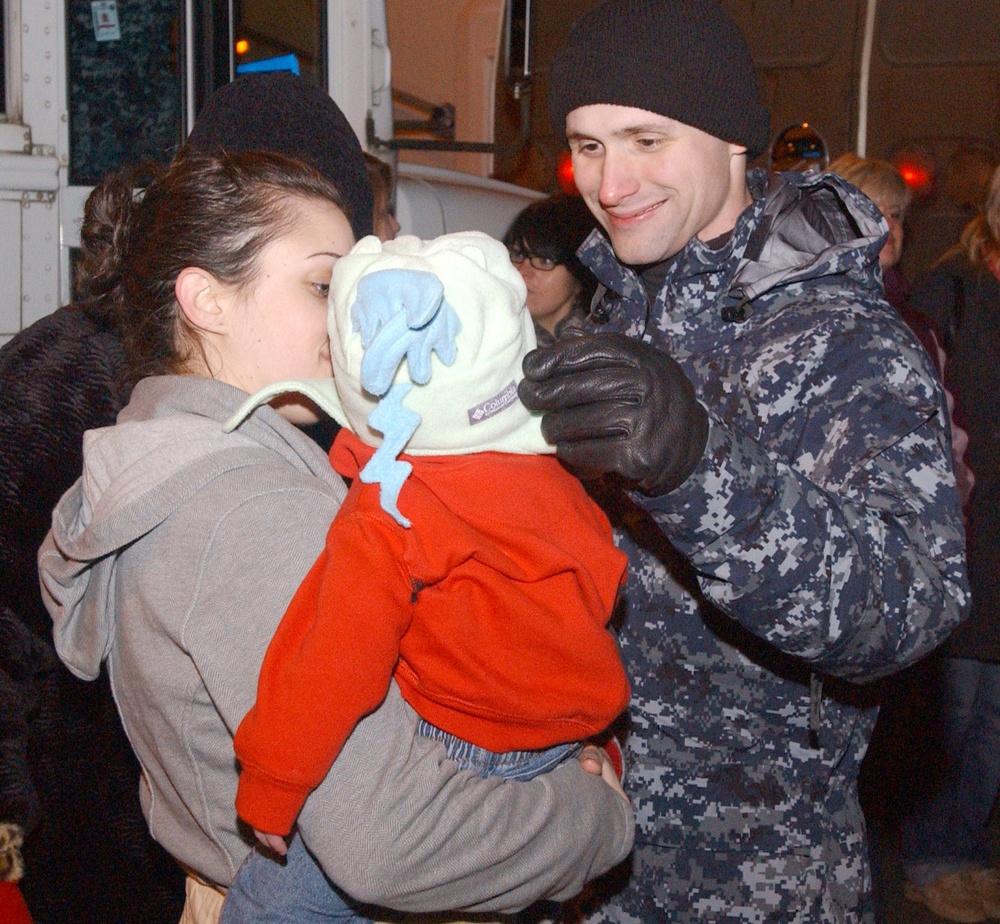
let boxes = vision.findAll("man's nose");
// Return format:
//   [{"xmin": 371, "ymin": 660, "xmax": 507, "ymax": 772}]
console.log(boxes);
[{"xmin": 598, "ymin": 150, "xmax": 638, "ymax": 207}]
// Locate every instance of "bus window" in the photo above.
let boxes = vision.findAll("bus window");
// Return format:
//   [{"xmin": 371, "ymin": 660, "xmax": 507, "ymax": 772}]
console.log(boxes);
[
  {"xmin": 67, "ymin": 0, "xmax": 184, "ymax": 184},
  {"xmin": 232, "ymin": 0, "xmax": 326, "ymax": 89}
]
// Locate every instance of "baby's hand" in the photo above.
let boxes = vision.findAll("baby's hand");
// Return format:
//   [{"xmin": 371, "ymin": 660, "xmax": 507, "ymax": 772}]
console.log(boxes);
[
  {"xmin": 253, "ymin": 828, "xmax": 289, "ymax": 857},
  {"xmin": 578, "ymin": 742, "xmax": 629, "ymax": 804}
]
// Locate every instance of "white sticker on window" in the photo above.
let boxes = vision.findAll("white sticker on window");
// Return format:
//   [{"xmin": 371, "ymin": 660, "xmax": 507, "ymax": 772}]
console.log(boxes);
[{"xmin": 91, "ymin": 1, "xmax": 121, "ymax": 43}]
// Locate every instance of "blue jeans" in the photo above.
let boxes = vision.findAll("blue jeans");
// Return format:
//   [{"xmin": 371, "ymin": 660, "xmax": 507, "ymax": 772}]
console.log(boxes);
[
  {"xmin": 221, "ymin": 833, "xmax": 372, "ymax": 923},
  {"xmin": 416, "ymin": 718, "xmax": 581, "ymax": 780},
  {"xmin": 221, "ymin": 724, "xmax": 579, "ymax": 922},
  {"xmin": 901, "ymin": 657, "xmax": 1000, "ymax": 885}
]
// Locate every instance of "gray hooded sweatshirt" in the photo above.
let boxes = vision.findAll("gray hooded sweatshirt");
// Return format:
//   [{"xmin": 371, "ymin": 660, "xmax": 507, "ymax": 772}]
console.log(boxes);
[{"xmin": 38, "ymin": 375, "xmax": 634, "ymax": 913}]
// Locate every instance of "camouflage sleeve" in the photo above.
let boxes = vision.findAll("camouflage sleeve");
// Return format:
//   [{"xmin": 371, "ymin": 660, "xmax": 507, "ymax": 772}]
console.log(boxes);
[{"xmin": 635, "ymin": 311, "xmax": 970, "ymax": 682}]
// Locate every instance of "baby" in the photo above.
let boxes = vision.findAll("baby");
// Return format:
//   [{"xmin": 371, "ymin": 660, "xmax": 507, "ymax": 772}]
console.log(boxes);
[{"xmin": 223, "ymin": 231, "xmax": 629, "ymax": 922}]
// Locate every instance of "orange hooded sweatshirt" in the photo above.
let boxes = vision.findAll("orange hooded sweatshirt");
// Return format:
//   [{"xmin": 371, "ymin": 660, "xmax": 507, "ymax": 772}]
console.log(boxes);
[{"xmin": 235, "ymin": 429, "xmax": 629, "ymax": 835}]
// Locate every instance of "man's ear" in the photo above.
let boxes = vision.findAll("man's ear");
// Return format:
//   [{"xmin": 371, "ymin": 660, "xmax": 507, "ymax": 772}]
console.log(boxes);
[{"xmin": 175, "ymin": 267, "xmax": 228, "ymax": 334}]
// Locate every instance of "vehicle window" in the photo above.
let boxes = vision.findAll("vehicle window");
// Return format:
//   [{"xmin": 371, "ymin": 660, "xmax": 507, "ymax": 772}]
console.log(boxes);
[
  {"xmin": 232, "ymin": 0, "xmax": 326, "ymax": 88},
  {"xmin": 880, "ymin": 0, "xmax": 1000, "ymax": 65},
  {"xmin": 386, "ymin": 0, "xmax": 505, "ymax": 177},
  {"xmin": 67, "ymin": 0, "xmax": 184, "ymax": 184}
]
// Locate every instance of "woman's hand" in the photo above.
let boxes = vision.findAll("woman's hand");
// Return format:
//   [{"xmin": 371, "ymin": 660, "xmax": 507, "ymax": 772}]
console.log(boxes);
[
  {"xmin": 253, "ymin": 827, "xmax": 289, "ymax": 857},
  {"xmin": 577, "ymin": 742, "xmax": 629, "ymax": 804}
]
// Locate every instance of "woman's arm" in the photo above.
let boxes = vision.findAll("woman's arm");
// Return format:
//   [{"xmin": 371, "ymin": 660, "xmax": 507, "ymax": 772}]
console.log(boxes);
[
  {"xmin": 299, "ymin": 685, "xmax": 634, "ymax": 914},
  {"xmin": 190, "ymin": 478, "xmax": 634, "ymax": 914}
]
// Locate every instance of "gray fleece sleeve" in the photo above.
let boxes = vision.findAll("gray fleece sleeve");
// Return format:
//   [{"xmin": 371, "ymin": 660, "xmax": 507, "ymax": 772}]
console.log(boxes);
[
  {"xmin": 191, "ymin": 475, "xmax": 634, "ymax": 912},
  {"xmin": 299, "ymin": 683, "xmax": 635, "ymax": 914}
]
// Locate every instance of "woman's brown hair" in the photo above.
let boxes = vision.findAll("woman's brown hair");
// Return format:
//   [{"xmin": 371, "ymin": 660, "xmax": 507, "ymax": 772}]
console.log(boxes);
[{"xmin": 76, "ymin": 147, "xmax": 347, "ymax": 390}]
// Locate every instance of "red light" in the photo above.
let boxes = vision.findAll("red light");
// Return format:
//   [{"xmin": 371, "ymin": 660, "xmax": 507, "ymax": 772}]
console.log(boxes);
[
  {"xmin": 899, "ymin": 163, "xmax": 932, "ymax": 190},
  {"xmin": 235, "ymin": 38, "xmax": 249, "ymax": 56},
  {"xmin": 556, "ymin": 152, "xmax": 577, "ymax": 196},
  {"xmin": 892, "ymin": 148, "xmax": 936, "ymax": 198}
]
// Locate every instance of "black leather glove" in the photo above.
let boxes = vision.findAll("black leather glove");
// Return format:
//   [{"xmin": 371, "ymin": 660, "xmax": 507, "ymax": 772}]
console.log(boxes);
[{"xmin": 518, "ymin": 332, "xmax": 709, "ymax": 496}]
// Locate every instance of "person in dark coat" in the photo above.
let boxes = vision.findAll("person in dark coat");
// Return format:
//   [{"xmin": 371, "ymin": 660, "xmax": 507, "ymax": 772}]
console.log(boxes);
[
  {"xmin": 518, "ymin": 2, "xmax": 968, "ymax": 920},
  {"xmin": 0, "ymin": 302, "xmax": 162, "ymax": 922},
  {"xmin": 0, "ymin": 71, "xmax": 372, "ymax": 924},
  {"xmin": 897, "ymin": 163, "xmax": 1000, "ymax": 923}
]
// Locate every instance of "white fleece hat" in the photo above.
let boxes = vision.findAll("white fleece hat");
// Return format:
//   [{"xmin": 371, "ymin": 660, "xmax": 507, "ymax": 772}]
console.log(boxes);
[{"xmin": 226, "ymin": 231, "xmax": 551, "ymax": 457}]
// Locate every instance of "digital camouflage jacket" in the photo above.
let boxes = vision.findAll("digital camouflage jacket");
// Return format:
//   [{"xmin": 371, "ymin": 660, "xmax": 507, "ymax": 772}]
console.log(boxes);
[{"xmin": 575, "ymin": 169, "xmax": 970, "ymax": 923}]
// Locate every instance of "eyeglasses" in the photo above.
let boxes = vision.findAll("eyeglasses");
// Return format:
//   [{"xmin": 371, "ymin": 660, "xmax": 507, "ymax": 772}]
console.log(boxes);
[{"xmin": 507, "ymin": 249, "xmax": 559, "ymax": 272}]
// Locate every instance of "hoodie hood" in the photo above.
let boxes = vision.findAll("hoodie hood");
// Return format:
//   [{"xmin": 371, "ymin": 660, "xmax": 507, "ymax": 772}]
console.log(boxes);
[
  {"xmin": 39, "ymin": 375, "xmax": 335, "ymax": 681},
  {"xmin": 725, "ymin": 168, "xmax": 888, "ymax": 306}
]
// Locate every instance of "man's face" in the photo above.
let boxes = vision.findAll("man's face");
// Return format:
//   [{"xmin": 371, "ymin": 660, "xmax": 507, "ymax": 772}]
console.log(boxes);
[{"xmin": 566, "ymin": 105, "xmax": 751, "ymax": 266}]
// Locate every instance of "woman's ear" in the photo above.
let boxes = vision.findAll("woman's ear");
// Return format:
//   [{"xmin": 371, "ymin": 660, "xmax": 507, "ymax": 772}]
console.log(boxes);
[{"xmin": 175, "ymin": 267, "xmax": 228, "ymax": 334}]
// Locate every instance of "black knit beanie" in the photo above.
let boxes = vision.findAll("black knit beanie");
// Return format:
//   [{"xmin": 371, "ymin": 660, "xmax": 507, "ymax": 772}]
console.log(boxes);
[
  {"xmin": 549, "ymin": 0, "xmax": 771, "ymax": 159},
  {"xmin": 188, "ymin": 72, "xmax": 374, "ymax": 240}
]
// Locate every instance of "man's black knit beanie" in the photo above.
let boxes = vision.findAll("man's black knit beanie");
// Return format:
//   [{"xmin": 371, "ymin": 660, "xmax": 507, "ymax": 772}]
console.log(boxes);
[
  {"xmin": 189, "ymin": 72, "xmax": 374, "ymax": 240},
  {"xmin": 549, "ymin": 0, "xmax": 771, "ymax": 159}
]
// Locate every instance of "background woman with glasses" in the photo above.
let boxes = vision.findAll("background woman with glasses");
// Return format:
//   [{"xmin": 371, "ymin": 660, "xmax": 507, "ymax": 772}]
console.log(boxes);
[{"xmin": 503, "ymin": 196, "xmax": 600, "ymax": 345}]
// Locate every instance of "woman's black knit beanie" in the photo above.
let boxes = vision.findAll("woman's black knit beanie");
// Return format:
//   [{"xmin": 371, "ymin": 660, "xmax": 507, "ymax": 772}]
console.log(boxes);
[
  {"xmin": 548, "ymin": 0, "xmax": 771, "ymax": 159},
  {"xmin": 188, "ymin": 72, "xmax": 374, "ymax": 240}
]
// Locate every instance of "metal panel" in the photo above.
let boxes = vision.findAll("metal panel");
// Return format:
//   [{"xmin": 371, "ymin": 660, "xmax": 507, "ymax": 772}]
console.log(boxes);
[
  {"xmin": 0, "ymin": 0, "xmax": 68, "ymax": 327},
  {"xmin": 327, "ymin": 0, "xmax": 375, "ymax": 145},
  {"xmin": 725, "ymin": 0, "xmax": 851, "ymax": 69},
  {"xmin": 0, "ymin": 150, "xmax": 59, "ymax": 190},
  {"xmin": 21, "ymin": 0, "xmax": 66, "ymax": 153},
  {"xmin": 0, "ymin": 122, "xmax": 30, "ymax": 154},
  {"xmin": 0, "ymin": 199, "xmax": 22, "ymax": 338},
  {"xmin": 2, "ymin": 0, "xmax": 18, "ymax": 123},
  {"xmin": 879, "ymin": 0, "xmax": 1000, "ymax": 65},
  {"xmin": 20, "ymin": 197, "xmax": 61, "ymax": 327},
  {"xmin": 866, "ymin": 0, "xmax": 1000, "ymax": 162}
]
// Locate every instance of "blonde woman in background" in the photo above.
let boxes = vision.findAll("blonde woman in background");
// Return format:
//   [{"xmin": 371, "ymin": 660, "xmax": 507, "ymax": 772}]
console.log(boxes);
[{"xmin": 895, "ymin": 165, "xmax": 1000, "ymax": 924}]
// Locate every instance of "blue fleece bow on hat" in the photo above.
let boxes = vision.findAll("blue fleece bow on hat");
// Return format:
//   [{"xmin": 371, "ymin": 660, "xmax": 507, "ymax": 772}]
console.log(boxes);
[{"xmin": 353, "ymin": 268, "xmax": 461, "ymax": 527}]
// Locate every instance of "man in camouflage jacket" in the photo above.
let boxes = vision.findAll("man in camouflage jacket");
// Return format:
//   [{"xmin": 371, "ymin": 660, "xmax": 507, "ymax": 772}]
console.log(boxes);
[{"xmin": 519, "ymin": 2, "xmax": 970, "ymax": 921}]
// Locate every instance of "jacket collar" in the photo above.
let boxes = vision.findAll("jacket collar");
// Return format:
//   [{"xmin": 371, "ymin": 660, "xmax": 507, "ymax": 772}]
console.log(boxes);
[{"xmin": 578, "ymin": 168, "xmax": 888, "ymax": 336}]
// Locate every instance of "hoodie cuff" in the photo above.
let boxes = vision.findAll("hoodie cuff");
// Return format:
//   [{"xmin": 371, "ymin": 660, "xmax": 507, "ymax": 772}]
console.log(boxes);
[{"xmin": 235, "ymin": 764, "xmax": 311, "ymax": 837}]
